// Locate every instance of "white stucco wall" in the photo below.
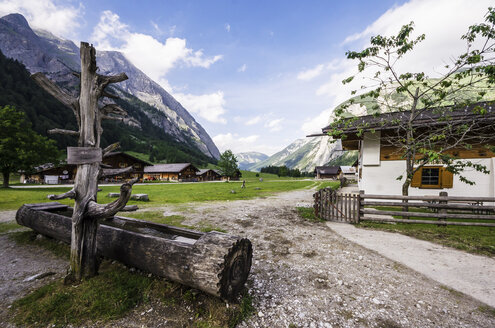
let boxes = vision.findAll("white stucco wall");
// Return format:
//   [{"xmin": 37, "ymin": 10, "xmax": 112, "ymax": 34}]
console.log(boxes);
[
  {"xmin": 360, "ymin": 158, "xmax": 495, "ymax": 198},
  {"xmin": 362, "ymin": 132, "xmax": 381, "ymax": 166}
]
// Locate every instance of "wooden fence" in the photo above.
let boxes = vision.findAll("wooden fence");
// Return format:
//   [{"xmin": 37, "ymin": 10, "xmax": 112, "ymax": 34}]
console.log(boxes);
[
  {"xmin": 313, "ymin": 189, "xmax": 495, "ymax": 227},
  {"xmin": 313, "ymin": 188, "xmax": 359, "ymax": 223}
]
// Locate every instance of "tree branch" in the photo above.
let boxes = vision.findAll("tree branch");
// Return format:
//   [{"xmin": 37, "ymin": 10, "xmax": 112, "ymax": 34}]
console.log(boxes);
[
  {"xmin": 31, "ymin": 73, "xmax": 77, "ymax": 109},
  {"xmin": 101, "ymin": 91, "xmax": 119, "ymax": 99},
  {"xmin": 48, "ymin": 128, "xmax": 80, "ymax": 136},
  {"xmin": 103, "ymin": 142, "xmax": 120, "ymax": 157},
  {"xmin": 86, "ymin": 178, "xmax": 138, "ymax": 219},
  {"xmin": 102, "ymin": 115, "xmax": 140, "ymax": 127},
  {"xmin": 98, "ymin": 73, "xmax": 128, "ymax": 89},
  {"xmin": 48, "ymin": 189, "xmax": 76, "ymax": 200},
  {"xmin": 100, "ymin": 104, "xmax": 128, "ymax": 116}
]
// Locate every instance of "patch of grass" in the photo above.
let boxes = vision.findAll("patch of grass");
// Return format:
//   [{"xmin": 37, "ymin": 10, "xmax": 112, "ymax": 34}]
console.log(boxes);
[
  {"xmin": 440, "ymin": 285, "xmax": 464, "ymax": 298},
  {"xmin": 359, "ymin": 207, "xmax": 495, "ymax": 257},
  {"xmin": 478, "ymin": 305, "xmax": 495, "ymax": 318},
  {"xmin": 9, "ymin": 233, "xmax": 254, "ymax": 327},
  {"xmin": 12, "ymin": 261, "xmax": 154, "ymax": 327},
  {"xmin": 124, "ymin": 211, "xmax": 227, "ymax": 233},
  {"xmin": 10, "ymin": 231, "xmax": 70, "ymax": 259},
  {"xmin": 227, "ymin": 292, "xmax": 255, "ymax": 328},
  {"xmin": 297, "ymin": 206, "xmax": 323, "ymax": 222},
  {"xmin": 316, "ymin": 181, "xmax": 340, "ymax": 190},
  {"xmin": 0, "ymin": 221, "xmax": 22, "ymax": 233},
  {"xmin": 0, "ymin": 180, "xmax": 316, "ymax": 210}
]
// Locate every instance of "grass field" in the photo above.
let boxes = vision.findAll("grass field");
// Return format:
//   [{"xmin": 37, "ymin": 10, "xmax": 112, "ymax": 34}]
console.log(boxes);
[
  {"xmin": 359, "ymin": 206, "xmax": 495, "ymax": 257},
  {"xmin": 0, "ymin": 179, "xmax": 337, "ymax": 211}
]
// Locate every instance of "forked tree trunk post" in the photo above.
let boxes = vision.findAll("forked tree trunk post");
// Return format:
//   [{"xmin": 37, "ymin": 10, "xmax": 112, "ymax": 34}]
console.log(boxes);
[{"xmin": 33, "ymin": 42, "xmax": 134, "ymax": 282}]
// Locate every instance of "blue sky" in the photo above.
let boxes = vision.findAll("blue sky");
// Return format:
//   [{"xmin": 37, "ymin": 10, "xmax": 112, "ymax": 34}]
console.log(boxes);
[{"xmin": 0, "ymin": 0, "xmax": 492, "ymax": 155}]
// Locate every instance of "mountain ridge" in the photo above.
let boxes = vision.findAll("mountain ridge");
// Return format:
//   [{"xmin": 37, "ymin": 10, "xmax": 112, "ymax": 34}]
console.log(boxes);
[
  {"xmin": 249, "ymin": 136, "xmax": 342, "ymax": 172},
  {"xmin": 0, "ymin": 13, "xmax": 220, "ymax": 160}
]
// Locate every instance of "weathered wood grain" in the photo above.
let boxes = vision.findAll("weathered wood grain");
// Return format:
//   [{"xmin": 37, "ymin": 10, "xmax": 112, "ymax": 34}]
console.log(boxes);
[{"xmin": 16, "ymin": 205, "xmax": 253, "ymax": 300}]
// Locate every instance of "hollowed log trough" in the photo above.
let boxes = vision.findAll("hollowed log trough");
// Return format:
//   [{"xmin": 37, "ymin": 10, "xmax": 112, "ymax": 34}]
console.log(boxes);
[{"xmin": 16, "ymin": 203, "xmax": 252, "ymax": 301}]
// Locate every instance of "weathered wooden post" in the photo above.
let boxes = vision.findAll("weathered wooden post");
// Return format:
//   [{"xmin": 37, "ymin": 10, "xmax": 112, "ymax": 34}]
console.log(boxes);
[
  {"xmin": 32, "ymin": 42, "xmax": 138, "ymax": 282},
  {"xmin": 438, "ymin": 191, "xmax": 448, "ymax": 226}
]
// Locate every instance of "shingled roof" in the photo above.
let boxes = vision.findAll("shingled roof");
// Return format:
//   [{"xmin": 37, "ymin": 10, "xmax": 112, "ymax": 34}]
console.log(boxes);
[
  {"xmin": 314, "ymin": 166, "xmax": 341, "ymax": 175},
  {"xmin": 144, "ymin": 163, "xmax": 198, "ymax": 173},
  {"xmin": 320, "ymin": 101, "xmax": 495, "ymax": 135}
]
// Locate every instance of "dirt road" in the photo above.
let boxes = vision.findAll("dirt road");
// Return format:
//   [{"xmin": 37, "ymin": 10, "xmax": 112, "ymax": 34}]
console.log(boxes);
[{"xmin": 1, "ymin": 188, "xmax": 494, "ymax": 327}]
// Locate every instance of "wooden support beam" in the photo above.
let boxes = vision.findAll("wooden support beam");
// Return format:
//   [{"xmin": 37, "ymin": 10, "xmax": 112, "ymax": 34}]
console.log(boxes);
[
  {"xmin": 360, "ymin": 208, "xmax": 495, "ymax": 220},
  {"xmin": 360, "ymin": 217, "xmax": 495, "ymax": 227}
]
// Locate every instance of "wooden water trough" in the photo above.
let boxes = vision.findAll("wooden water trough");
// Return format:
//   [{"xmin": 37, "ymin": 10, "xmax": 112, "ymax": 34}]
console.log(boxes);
[{"xmin": 16, "ymin": 203, "xmax": 252, "ymax": 301}]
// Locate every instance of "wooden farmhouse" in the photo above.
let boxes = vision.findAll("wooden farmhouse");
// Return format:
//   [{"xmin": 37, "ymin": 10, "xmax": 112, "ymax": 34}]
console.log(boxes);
[
  {"xmin": 314, "ymin": 166, "xmax": 342, "ymax": 179},
  {"xmin": 22, "ymin": 163, "xmax": 76, "ymax": 184},
  {"xmin": 23, "ymin": 152, "xmax": 151, "ymax": 184},
  {"xmin": 197, "ymin": 169, "xmax": 222, "ymax": 181},
  {"xmin": 319, "ymin": 102, "xmax": 495, "ymax": 197},
  {"xmin": 102, "ymin": 152, "xmax": 152, "ymax": 181},
  {"xmin": 144, "ymin": 163, "xmax": 199, "ymax": 182}
]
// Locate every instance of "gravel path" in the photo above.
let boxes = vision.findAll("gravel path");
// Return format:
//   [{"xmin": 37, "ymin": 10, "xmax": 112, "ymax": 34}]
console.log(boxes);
[
  {"xmin": 158, "ymin": 188, "xmax": 495, "ymax": 327},
  {"xmin": 1, "ymin": 188, "xmax": 494, "ymax": 327}
]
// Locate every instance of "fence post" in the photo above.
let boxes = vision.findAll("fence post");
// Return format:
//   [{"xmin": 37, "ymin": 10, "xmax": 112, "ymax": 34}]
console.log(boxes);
[
  {"xmin": 439, "ymin": 191, "xmax": 448, "ymax": 226},
  {"xmin": 357, "ymin": 190, "xmax": 364, "ymax": 223}
]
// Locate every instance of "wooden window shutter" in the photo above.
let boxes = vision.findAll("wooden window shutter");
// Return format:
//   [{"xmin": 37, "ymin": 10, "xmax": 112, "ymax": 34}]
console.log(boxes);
[
  {"xmin": 441, "ymin": 168, "xmax": 454, "ymax": 188},
  {"xmin": 411, "ymin": 168, "xmax": 422, "ymax": 187}
]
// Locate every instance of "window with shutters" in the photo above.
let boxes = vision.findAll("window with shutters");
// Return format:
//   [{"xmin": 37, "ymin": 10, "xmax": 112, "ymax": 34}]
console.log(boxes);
[{"xmin": 411, "ymin": 166, "xmax": 453, "ymax": 189}]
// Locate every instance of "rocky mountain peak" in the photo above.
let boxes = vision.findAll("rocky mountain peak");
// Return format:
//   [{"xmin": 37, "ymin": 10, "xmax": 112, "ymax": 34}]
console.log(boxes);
[
  {"xmin": 2, "ymin": 13, "xmax": 30, "ymax": 29},
  {"xmin": 0, "ymin": 13, "xmax": 220, "ymax": 160}
]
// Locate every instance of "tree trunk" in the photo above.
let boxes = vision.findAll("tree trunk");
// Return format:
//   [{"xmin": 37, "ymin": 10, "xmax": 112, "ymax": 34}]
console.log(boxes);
[
  {"xmin": 67, "ymin": 44, "xmax": 101, "ymax": 282},
  {"xmin": 2, "ymin": 171, "xmax": 9, "ymax": 188},
  {"xmin": 16, "ymin": 204, "xmax": 253, "ymax": 301}
]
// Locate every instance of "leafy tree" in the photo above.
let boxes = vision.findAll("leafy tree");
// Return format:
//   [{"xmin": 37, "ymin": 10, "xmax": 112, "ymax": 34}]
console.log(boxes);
[
  {"xmin": 0, "ymin": 105, "xmax": 60, "ymax": 187},
  {"xmin": 218, "ymin": 150, "xmax": 239, "ymax": 178},
  {"xmin": 329, "ymin": 7, "xmax": 495, "ymax": 196}
]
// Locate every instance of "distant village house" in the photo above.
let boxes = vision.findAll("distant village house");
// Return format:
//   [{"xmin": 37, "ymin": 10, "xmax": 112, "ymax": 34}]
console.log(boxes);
[
  {"xmin": 314, "ymin": 166, "xmax": 342, "ymax": 179},
  {"xmin": 196, "ymin": 169, "xmax": 222, "ymax": 181},
  {"xmin": 143, "ymin": 163, "xmax": 199, "ymax": 182}
]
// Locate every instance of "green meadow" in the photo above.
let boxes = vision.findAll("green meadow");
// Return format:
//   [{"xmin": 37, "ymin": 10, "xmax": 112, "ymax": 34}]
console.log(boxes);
[{"xmin": 0, "ymin": 177, "xmax": 337, "ymax": 211}]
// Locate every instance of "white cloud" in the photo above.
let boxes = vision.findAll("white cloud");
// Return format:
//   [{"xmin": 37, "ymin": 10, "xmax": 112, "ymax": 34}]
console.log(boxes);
[
  {"xmin": 213, "ymin": 133, "xmax": 259, "ymax": 153},
  {"xmin": 265, "ymin": 118, "xmax": 284, "ymax": 132},
  {"xmin": 237, "ymin": 64, "xmax": 247, "ymax": 72},
  {"xmin": 297, "ymin": 64, "xmax": 324, "ymax": 81},
  {"xmin": 245, "ymin": 116, "xmax": 261, "ymax": 126},
  {"xmin": 225, "ymin": 23, "xmax": 231, "ymax": 32},
  {"xmin": 305, "ymin": 0, "xmax": 494, "ymax": 133},
  {"xmin": 90, "ymin": 10, "xmax": 222, "ymax": 90},
  {"xmin": 301, "ymin": 108, "xmax": 333, "ymax": 135},
  {"xmin": 0, "ymin": 0, "xmax": 83, "ymax": 39},
  {"xmin": 174, "ymin": 91, "xmax": 227, "ymax": 124}
]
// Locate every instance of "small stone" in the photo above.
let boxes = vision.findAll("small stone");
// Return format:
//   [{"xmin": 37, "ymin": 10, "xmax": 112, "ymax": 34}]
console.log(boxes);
[
  {"xmin": 371, "ymin": 298, "xmax": 381, "ymax": 305},
  {"xmin": 148, "ymin": 273, "xmax": 152, "ymax": 278},
  {"xmin": 230, "ymin": 190, "xmax": 236, "ymax": 194},
  {"xmin": 35, "ymin": 234, "xmax": 45, "ymax": 241},
  {"xmin": 130, "ymin": 267, "xmax": 136, "ymax": 272},
  {"xmin": 258, "ymin": 311, "xmax": 264, "ymax": 317}
]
